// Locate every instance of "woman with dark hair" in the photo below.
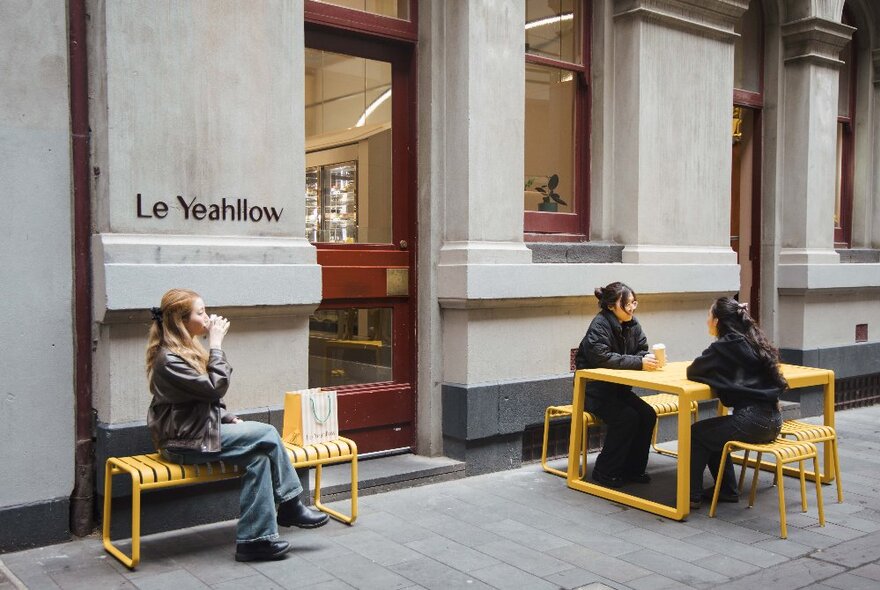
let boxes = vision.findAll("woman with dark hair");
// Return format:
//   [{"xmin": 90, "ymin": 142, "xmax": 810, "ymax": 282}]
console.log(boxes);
[
  {"xmin": 687, "ymin": 296, "xmax": 788, "ymax": 508},
  {"xmin": 574, "ymin": 282, "xmax": 659, "ymax": 488},
  {"xmin": 146, "ymin": 288, "xmax": 329, "ymax": 562}
]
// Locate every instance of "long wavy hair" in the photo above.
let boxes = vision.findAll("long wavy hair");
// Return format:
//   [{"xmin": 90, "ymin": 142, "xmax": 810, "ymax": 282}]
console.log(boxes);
[
  {"xmin": 145, "ymin": 288, "xmax": 208, "ymax": 378},
  {"xmin": 712, "ymin": 297, "xmax": 787, "ymax": 390}
]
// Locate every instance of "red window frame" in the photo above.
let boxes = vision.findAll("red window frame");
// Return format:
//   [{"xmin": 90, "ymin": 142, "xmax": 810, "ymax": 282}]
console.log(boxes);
[
  {"xmin": 304, "ymin": 0, "xmax": 417, "ymax": 42},
  {"xmin": 524, "ymin": 1, "xmax": 591, "ymax": 242},
  {"xmin": 835, "ymin": 8, "xmax": 856, "ymax": 248}
]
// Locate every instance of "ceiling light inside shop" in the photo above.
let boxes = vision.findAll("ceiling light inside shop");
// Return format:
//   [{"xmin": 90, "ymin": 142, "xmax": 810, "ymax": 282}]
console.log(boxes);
[
  {"xmin": 525, "ymin": 12, "xmax": 573, "ymax": 30},
  {"xmin": 356, "ymin": 88, "xmax": 391, "ymax": 127}
]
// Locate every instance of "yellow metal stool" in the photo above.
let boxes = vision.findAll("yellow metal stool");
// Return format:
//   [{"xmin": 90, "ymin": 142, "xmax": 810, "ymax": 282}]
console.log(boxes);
[
  {"xmin": 540, "ymin": 405, "xmax": 599, "ymax": 478},
  {"xmin": 779, "ymin": 420, "xmax": 843, "ymax": 502},
  {"xmin": 641, "ymin": 393, "xmax": 700, "ymax": 457},
  {"xmin": 709, "ymin": 439, "xmax": 825, "ymax": 539}
]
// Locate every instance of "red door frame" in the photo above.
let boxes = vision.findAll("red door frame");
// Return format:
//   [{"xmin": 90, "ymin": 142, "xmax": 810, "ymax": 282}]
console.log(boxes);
[{"xmin": 304, "ymin": 23, "xmax": 418, "ymax": 453}]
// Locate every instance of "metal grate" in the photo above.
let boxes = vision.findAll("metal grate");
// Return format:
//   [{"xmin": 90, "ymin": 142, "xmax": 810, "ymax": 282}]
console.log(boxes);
[
  {"xmin": 836, "ymin": 373, "xmax": 880, "ymax": 411},
  {"xmin": 522, "ymin": 417, "xmax": 604, "ymax": 463}
]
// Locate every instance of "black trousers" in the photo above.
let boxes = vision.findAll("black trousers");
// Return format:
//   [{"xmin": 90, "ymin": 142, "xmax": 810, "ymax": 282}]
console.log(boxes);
[
  {"xmin": 586, "ymin": 388, "xmax": 657, "ymax": 478},
  {"xmin": 690, "ymin": 404, "xmax": 782, "ymax": 498}
]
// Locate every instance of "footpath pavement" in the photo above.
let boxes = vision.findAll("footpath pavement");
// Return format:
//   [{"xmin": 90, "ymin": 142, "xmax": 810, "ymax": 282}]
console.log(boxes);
[{"xmin": 2, "ymin": 405, "xmax": 880, "ymax": 590}]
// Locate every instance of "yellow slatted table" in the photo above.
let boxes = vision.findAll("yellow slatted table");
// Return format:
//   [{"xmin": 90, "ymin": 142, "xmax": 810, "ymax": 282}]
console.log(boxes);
[
  {"xmin": 568, "ymin": 362, "xmax": 835, "ymax": 521},
  {"xmin": 103, "ymin": 436, "xmax": 357, "ymax": 569}
]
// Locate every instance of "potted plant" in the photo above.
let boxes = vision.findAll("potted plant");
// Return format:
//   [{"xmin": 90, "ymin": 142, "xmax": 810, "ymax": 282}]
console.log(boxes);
[{"xmin": 533, "ymin": 174, "xmax": 567, "ymax": 212}]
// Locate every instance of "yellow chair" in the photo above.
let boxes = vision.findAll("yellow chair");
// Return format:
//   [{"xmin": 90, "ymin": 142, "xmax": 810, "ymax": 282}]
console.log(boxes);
[
  {"xmin": 540, "ymin": 404, "xmax": 599, "ymax": 478},
  {"xmin": 540, "ymin": 394, "xmax": 699, "ymax": 478},
  {"xmin": 103, "ymin": 436, "xmax": 358, "ymax": 569},
  {"xmin": 709, "ymin": 439, "xmax": 825, "ymax": 539},
  {"xmin": 779, "ymin": 420, "xmax": 843, "ymax": 502}
]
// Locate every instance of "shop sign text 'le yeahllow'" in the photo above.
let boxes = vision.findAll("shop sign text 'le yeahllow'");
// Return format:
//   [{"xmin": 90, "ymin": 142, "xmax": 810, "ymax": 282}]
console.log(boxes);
[{"xmin": 136, "ymin": 193, "xmax": 284, "ymax": 223}]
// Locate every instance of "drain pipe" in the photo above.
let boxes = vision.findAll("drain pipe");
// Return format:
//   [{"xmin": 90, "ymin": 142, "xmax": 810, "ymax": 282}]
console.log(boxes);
[{"xmin": 68, "ymin": 0, "xmax": 95, "ymax": 537}]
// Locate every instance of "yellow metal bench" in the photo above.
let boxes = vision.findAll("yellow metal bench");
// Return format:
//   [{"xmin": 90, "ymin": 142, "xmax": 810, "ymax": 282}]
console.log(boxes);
[
  {"xmin": 541, "ymin": 394, "xmax": 699, "ymax": 477},
  {"xmin": 102, "ymin": 436, "xmax": 358, "ymax": 569}
]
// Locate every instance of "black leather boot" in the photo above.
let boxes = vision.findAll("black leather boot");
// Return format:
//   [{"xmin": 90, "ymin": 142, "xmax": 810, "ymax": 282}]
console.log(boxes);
[
  {"xmin": 277, "ymin": 497, "xmax": 330, "ymax": 528},
  {"xmin": 234, "ymin": 539, "xmax": 291, "ymax": 562}
]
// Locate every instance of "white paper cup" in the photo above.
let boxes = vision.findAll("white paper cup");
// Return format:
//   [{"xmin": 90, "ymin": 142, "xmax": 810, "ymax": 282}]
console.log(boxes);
[{"xmin": 652, "ymin": 343, "xmax": 666, "ymax": 367}]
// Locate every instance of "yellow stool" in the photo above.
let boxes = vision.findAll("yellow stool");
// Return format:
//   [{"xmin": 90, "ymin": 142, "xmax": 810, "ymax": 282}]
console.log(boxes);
[
  {"xmin": 779, "ymin": 420, "xmax": 843, "ymax": 503},
  {"xmin": 540, "ymin": 394, "xmax": 699, "ymax": 478},
  {"xmin": 642, "ymin": 394, "xmax": 700, "ymax": 457},
  {"xmin": 540, "ymin": 404, "xmax": 599, "ymax": 478},
  {"xmin": 709, "ymin": 439, "xmax": 825, "ymax": 539}
]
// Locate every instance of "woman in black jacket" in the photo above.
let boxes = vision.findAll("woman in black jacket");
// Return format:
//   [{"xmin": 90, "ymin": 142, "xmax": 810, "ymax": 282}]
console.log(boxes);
[
  {"xmin": 575, "ymin": 282, "xmax": 659, "ymax": 488},
  {"xmin": 146, "ymin": 288, "xmax": 328, "ymax": 562},
  {"xmin": 686, "ymin": 296, "xmax": 788, "ymax": 508}
]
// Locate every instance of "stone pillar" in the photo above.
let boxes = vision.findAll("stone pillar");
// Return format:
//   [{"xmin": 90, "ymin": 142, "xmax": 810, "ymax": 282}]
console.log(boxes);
[
  {"xmin": 612, "ymin": 0, "xmax": 747, "ymax": 264},
  {"xmin": 778, "ymin": 16, "xmax": 854, "ymax": 264},
  {"xmin": 87, "ymin": 0, "xmax": 319, "ymax": 452},
  {"xmin": 872, "ymin": 49, "xmax": 880, "ymax": 248},
  {"xmin": 436, "ymin": 1, "xmax": 531, "ymax": 266}
]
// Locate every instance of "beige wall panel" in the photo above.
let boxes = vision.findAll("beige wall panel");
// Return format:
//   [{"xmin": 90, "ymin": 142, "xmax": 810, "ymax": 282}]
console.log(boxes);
[{"xmin": 778, "ymin": 292, "xmax": 880, "ymax": 350}]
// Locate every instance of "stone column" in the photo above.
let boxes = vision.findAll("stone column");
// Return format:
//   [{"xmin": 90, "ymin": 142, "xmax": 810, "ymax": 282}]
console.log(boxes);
[
  {"xmin": 871, "ymin": 49, "xmax": 880, "ymax": 248},
  {"xmin": 612, "ymin": 0, "xmax": 747, "ymax": 264},
  {"xmin": 436, "ymin": 1, "xmax": 532, "ymax": 266},
  {"xmin": 778, "ymin": 16, "xmax": 854, "ymax": 264}
]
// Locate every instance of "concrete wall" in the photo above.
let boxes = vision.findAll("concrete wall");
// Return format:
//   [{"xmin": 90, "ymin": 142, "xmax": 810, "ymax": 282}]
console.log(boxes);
[{"xmin": 0, "ymin": 0, "xmax": 75, "ymax": 548}]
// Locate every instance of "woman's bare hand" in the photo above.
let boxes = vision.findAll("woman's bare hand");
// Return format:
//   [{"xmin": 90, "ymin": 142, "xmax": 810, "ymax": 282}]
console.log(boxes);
[
  {"xmin": 207, "ymin": 314, "xmax": 230, "ymax": 349},
  {"xmin": 642, "ymin": 354, "xmax": 659, "ymax": 371}
]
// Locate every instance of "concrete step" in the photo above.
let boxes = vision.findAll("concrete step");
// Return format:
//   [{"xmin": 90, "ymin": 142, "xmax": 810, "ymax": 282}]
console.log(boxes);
[{"xmin": 305, "ymin": 452, "xmax": 465, "ymax": 504}]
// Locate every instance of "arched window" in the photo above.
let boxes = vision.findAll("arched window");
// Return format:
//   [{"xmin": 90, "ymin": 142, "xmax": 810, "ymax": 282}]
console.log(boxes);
[{"xmin": 524, "ymin": 0, "xmax": 590, "ymax": 240}]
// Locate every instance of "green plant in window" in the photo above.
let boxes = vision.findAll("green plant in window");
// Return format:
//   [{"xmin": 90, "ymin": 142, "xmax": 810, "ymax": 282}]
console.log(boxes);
[{"xmin": 535, "ymin": 174, "xmax": 567, "ymax": 211}]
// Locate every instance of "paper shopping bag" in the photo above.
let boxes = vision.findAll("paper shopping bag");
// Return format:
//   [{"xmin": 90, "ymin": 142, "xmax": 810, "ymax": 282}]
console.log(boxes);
[{"xmin": 282, "ymin": 388, "xmax": 339, "ymax": 446}]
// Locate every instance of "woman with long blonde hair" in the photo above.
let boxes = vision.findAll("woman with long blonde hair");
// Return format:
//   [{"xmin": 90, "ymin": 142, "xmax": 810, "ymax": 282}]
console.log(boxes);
[{"xmin": 146, "ymin": 288, "xmax": 328, "ymax": 562}]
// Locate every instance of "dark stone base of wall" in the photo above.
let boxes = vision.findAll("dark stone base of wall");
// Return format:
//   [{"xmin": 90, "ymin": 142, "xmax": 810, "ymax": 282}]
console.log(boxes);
[{"xmin": 0, "ymin": 497, "xmax": 70, "ymax": 553}]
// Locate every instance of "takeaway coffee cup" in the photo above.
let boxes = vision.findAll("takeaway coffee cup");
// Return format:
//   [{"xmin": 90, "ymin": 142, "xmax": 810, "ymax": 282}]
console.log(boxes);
[{"xmin": 652, "ymin": 343, "xmax": 667, "ymax": 367}]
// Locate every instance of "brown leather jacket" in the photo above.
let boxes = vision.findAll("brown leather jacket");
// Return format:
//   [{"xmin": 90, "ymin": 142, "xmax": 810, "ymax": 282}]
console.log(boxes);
[{"xmin": 147, "ymin": 348, "xmax": 237, "ymax": 453}]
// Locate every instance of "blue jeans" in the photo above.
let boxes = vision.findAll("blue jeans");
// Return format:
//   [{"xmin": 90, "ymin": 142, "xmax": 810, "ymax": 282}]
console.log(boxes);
[
  {"xmin": 161, "ymin": 421, "xmax": 303, "ymax": 543},
  {"xmin": 690, "ymin": 404, "xmax": 782, "ymax": 498}
]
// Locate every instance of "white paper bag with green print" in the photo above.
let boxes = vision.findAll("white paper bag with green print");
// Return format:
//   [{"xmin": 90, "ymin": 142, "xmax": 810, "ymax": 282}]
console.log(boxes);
[{"xmin": 283, "ymin": 388, "xmax": 339, "ymax": 446}]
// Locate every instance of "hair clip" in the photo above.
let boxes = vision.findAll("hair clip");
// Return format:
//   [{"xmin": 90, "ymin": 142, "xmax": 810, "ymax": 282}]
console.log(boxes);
[{"xmin": 150, "ymin": 306, "xmax": 163, "ymax": 323}]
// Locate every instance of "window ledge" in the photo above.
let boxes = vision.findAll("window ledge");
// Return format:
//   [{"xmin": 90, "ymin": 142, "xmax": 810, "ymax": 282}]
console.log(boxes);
[{"xmin": 527, "ymin": 242, "xmax": 623, "ymax": 263}]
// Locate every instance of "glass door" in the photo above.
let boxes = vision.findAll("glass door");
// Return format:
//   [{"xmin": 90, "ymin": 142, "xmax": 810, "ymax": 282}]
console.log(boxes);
[{"xmin": 304, "ymin": 29, "xmax": 415, "ymax": 453}]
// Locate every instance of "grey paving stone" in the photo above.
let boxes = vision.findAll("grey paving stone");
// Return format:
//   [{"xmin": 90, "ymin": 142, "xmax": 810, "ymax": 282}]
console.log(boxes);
[
  {"xmin": 615, "ymin": 527, "xmax": 717, "ymax": 563},
  {"xmin": 751, "ymin": 536, "xmax": 814, "ymax": 559},
  {"xmin": 296, "ymin": 580, "xmax": 356, "ymax": 590},
  {"xmin": 471, "ymin": 539, "xmax": 574, "ymax": 577},
  {"xmin": 307, "ymin": 552, "xmax": 414, "ymax": 590},
  {"xmin": 130, "ymin": 569, "xmax": 210, "ymax": 590},
  {"xmin": 608, "ymin": 509, "xmax": 703, "ymax": 540},
  {"xmin": 388, "ymin": 556, "xmax": 494, "ymax": 590},
  {"xmin": 690, "ymin": 552, "xmax": 763, "ymax": 578},
  {"xmin": 247, "ymin": 553, "xmax": 338, "ymax": 589},
  {"xmin": 848, "ymin": 563, "xmax": 880, "ymax": 582},
  {"xmin": 47, "ymin": 561, "xmax": 137, "ymax": 590},
  {"xmin": 210, "ymin": 573, "xmax": 285, "ymax": 590},
  {"xmin": 481, "ymin": 518, "xmax": 573, "ymax": 551},
  {"xmin": 808, "ymin": 531, "xmax": 880, "ymax": 567},
  {"xmin": 821, "ymin": 572, "xmax": 880, "ymax": 590},
  {"xmin": 712, "ymin": 557, "xmax": 845, "ymax": 590},
  {"xmin": 680, "ymin": 532, "xmax": 788, "ymax": 568},
  {"xmin": 546, "ymin": 544, "xmax": 652, "ymax": 583},
  {"xmin": 404, "ymin": 535, "xmax": 501, "ymax": 573},
  {"xmin": 340, "ymin": 511, "xmax": 434, "ymax": 544},
  {"xmin": 614, "ymin": 548, "xmax": 729, "ymax": 588},
  {"xmin": 468, "ymin": 562, "xmax": 560, "ymax": 590},
  {"xmin": 540, "ymin": 566, "xmax": 608, "ymax": 590},
  {"xmin": 329, "ymin": 529, "xmax": 423, "ymax": 566},
  {"xmin": 626, "ymin": 572, "xmax": 700, "ymax": 590},
  {"xmin": 414, "ymin": 514, "xmax": 505, "ymax": 547}
]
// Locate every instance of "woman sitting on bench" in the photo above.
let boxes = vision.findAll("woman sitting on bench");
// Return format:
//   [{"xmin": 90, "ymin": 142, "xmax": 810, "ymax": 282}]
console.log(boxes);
[{"xmin": 146, "ymin": 288, "xmax": 328, "ymax": 562}]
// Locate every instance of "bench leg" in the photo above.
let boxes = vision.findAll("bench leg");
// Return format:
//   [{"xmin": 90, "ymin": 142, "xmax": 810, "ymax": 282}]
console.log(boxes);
[
  {"xmin": 540, "ymin": 409, "xmax": 566, "ymax": 477},
  {"xmin": 313, "ymin": 457, "xmax": 358, "ymax": 525},
  {"xmin": 813, "ymin": 454, "xmax": 825, "ymax": 527},
  {"xmin": 102, "ymin": 462, "xmax": 140, "ymax": 569},
  {"xmin": 776, "ymin": 461, "xmax": 787, "ymax": 539}
]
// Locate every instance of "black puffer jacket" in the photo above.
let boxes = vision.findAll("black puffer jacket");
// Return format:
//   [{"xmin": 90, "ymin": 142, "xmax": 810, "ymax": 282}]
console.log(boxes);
[
  {"xmin": 575, "ymin": 309, "xmax": 649, "ymax": 398},
  {"xmin": 147, "ymin": 348, "xmax": 237, "ymax": 453},
  {"xmin": 686, "ymin": 333, "xmax": 787, "ymax": 408}
]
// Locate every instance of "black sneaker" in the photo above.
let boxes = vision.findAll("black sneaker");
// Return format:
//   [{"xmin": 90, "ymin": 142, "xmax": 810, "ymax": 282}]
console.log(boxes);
[
  {"xmin": 235, "ymin": 539, "xmax": 291, "ymax": 562},
  {"xmin": 702, "ymin": 487, "xmax": 739, "ymax": 503},
  {"xmin": 591, "ymin": 469, "xmax": 624, "ymax": 488}
]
